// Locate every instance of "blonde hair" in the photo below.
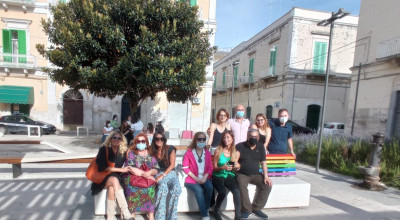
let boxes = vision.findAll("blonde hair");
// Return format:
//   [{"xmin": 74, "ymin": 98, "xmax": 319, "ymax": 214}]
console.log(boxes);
[
  {"xmin": 214, "ymin": 130, "xmax": 238, "ymax": 162},
  {"xmin": 102, "ymin": 131, "xmax": 128, "ymax": 154},
  {"xmin": 255, "ymin": 113, "xmax": 270, "ymax": 132}
]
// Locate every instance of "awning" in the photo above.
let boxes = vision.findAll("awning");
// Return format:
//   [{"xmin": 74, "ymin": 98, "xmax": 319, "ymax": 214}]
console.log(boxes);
[{"xmin": 0, "ymin": 85, "xmax": 34, "ymax": 104}]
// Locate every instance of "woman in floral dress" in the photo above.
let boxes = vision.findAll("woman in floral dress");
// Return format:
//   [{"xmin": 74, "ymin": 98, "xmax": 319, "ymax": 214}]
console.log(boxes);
[{"xmin": 123, "ymin": 133, "xmax": 159, "ymax": 220}]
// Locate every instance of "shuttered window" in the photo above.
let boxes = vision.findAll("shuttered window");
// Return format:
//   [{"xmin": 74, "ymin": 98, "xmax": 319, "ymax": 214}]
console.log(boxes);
[
  {"xmin": 222, "ymin": 72, "xmax": 226, "ymax": 88},
  {"xmin": 2, "ymin": 29, "xmax": 26, "ymax": 63},
  {"xmin": 234, "ymin": 66, "xmax": 239, "ymax": 87},
  {"xmin": 249, "ymin": 58, "xmax": 254, "ymax": 82},
  {"xmin": 266, "ymin": 105, "xmax": 273, "ymax": 119},
  {"xmin": 392, "ymin": 91, "xmax": 400, "ymax": 137},
  {"xmin": 190, "ymin": 0, "xmax": 197, "ymax": 6},
  {"xmin": 313, "ymin": 41, "xmax": 327, "ymax": 74},
  {"xmin": 269, "ymin": 47, "xmax": 277, "ymax": 75},
  {"xmin": 246, "ymin": 106, "xmax": 251, "ymax": 120},
  {"xmin": 213, "ymin": 75, "xmax": 217, "ymax": 89}
]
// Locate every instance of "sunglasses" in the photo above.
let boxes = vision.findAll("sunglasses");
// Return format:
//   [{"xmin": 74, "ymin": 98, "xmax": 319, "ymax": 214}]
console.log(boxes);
[
  {"xmin": 154, "ymin": 137, "xmax": 165, "ymax": 142},
  {"xmin": 136, "ymin": 140, "xmax": 146, "ymax": 144},
  {"xmin": 112, "ymin": 136, "xmax": 123, "ymax": 141},
  {"xmin": 197, "ymin": 137, "xmax": 206, "ymax": 142}
]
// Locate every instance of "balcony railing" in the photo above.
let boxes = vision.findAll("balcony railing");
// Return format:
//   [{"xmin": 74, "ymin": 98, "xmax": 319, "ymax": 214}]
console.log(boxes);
[
  {"xmin": 377, "ymin": 36, "xmax": 400, "ymax": 60},
  {"xmin": 0, "ymin": 0, "xmax": 36, "ymax": 4},
  {"xmin": 0, "ymin": 53, "xmax": 40, "ymax": 69}
]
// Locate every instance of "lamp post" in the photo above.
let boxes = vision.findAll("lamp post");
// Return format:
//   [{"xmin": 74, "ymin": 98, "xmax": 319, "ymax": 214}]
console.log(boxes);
[
  {"xmin": 231, "ymin": 61, "xmax": 240, "ymax": 116},
  {"xmin": 315, "ymin": 8, "xmax": 350, "ymax": 173}
]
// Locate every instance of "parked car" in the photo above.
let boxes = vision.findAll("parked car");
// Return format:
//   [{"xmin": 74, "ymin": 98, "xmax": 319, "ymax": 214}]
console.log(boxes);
[
  {"xmin": 323, "ymin": 122, "xmax": 345, "ymax": 135},
  {"xmin": 268, "ymin": 118, "xmax": 315, "ymax": 135},
  {"xmin": 0, "ymin": 115, "xmax": 57, "ymax": 135}
]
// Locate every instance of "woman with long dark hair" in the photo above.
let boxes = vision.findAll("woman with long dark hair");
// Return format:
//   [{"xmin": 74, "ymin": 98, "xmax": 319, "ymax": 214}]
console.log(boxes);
[
  {"xmin": 212, "ymin": 130, "xmax": 241, "ymax": 220},
  {"xmin": 150, "ymin": 131, "xmax": 182, "ymax": 220}
]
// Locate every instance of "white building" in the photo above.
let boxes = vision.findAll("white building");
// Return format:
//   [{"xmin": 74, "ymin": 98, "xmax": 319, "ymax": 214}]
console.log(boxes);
[
  {"xmin": 212, "ymin": 8, "xmax": 358, "ymax": 131},
  {"xmin": 345, "ymin": 0, "xmax": 400, "ymax": 138}
]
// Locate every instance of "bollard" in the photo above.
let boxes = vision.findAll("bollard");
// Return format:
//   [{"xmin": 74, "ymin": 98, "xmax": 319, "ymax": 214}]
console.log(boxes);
[{"xmin": 358, "ymin": 132, "xmax": 386, "ymax": 190}]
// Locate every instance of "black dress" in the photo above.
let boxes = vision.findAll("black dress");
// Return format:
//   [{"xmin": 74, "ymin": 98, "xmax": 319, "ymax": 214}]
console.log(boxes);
[
  {"xmin": 90, "ymin": 146, "xmax": 127, "ymax": 195},
  {"xmin": 259, "ymin": 134, "xmax": 266, "ymax": 145},
  {"xmin": 211, "ymin": 128, "xmax": 227, "ymax": 147}
]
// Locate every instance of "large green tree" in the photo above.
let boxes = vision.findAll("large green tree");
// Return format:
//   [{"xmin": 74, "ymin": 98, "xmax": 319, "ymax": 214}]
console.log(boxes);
[{"xmin": 37, "ymin": 0, "xmax": 214, "ymax": 108}]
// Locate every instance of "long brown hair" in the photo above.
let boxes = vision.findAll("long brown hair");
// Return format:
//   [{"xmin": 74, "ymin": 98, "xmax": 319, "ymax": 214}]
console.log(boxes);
[
  {"xmin": 150, "ymin": 131, "xmax": 169, "ymax": 167},
  {"xmin": 255, "ymin": 113, "xmax": 270, "ymax": 131},
  {"xmin": 188, "ymin": 132, "xmax": 207, "ymax": 149},
  {"xmin": 129, "ymin": 133, "xmax": 150, "ymax": 155},
  {"xmin": 214, "ymin": 130, "xmax": 238, "ymax": 162}
]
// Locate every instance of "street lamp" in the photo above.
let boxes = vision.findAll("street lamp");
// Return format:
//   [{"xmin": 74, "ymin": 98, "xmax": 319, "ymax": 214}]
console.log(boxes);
[
  {"xmin": 231, "ymin": 61, "xmax": 240, "ymax": 116},
  {"xmin": 315, "ymin": 8, "xmax": 350, "ymax": 173}
]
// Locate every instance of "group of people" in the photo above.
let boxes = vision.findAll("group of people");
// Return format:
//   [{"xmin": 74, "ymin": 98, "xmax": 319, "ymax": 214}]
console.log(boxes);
[{"xmin": 91, "ymin": 105, "xmax": 295, "ymax": 220}]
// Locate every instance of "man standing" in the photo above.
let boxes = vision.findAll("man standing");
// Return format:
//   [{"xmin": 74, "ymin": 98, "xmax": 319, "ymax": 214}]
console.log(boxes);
[
  {"xmin": 268, "ymin": 109, "xmax": 295, "ymax": 157},
  {"xmin": 236, "ymin": 129, "xmax": 272, "ymax": 219},
  {"xmin": 227, "ymin": 104, "xmax": 250, "ymax": 145}
]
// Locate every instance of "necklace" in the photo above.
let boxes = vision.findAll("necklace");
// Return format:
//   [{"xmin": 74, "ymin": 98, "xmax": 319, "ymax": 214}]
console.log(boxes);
[{"xmin": 196, "ymin": 149, "xmax": 203, "ymax": 163}]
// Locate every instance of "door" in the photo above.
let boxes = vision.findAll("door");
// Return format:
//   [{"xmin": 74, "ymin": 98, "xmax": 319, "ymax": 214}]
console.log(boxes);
[
  {"xmin": 306, "ymin": 104, "xmax": 321, "ymax": 131},
  {"xmin": 63, "ymin": 90, "xmax": 83, "ymax": 125}
]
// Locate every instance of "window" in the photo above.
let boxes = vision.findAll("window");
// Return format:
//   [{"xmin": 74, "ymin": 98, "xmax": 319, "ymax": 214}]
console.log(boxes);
[
  {"xmin": 190, "ymin": 0, "xmax": 197, "ymax": 6},
  {"xmin": 2, "ymin": 29, "xmax": 27, "ymax": 63},
  {"xmin": 222, "ymin": 72, "xmax": 226, "ymax": 89},
  {"xmin": 213, "ymin": 74, "xmax": 217, "ymax": 89},
  {"xmin": 249, "ymin": 58, "xmax": 254, "ymax": 82},
  {"xmin": 266, "ymin": 105, "xmax": 273, "ymax": 119},
  {"xmin": 246, "ymin": 106, "xmax": 251, "ymax": 120},
  {"xmin": 269, "ymin": 47, "xmax": 277, "ymax": 75},
  {"xmin": 234, "ymin": 66, "xmax": 239, "ymax": 87},
  {"xmin": 312, "ymin": 41, "xmax": 327, "ymax": 74},
  {"xmin": 392, "ymin": 91, "xmax": 400, "ymax": 137}
]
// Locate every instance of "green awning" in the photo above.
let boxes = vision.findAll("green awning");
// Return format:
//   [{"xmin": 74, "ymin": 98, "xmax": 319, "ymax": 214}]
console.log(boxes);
[{"xmin": 0, "ymin": 85, "xmax": 34, "ymax": 104}]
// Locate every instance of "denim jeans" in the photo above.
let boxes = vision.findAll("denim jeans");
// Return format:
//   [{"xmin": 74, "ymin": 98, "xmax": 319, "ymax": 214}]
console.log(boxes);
[{"xmin": 184, "ymin": 179, "xmax": 213, "ymax": 217}]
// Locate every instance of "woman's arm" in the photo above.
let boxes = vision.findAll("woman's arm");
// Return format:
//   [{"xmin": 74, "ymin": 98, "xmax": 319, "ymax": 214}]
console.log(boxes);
[
  {"xmin": 106, "ymin": 166, "xmax": 129, "ymax": 173},
  {"xmin": 234, "ymin": 151, "xmax": 241, "ymax": 170},
  {"xmin": 264, "ymin": 127, "xmax": 272, "ymax": 154},
  {"xmin": 156, "ymin": 148, "xmax": 177, "ymax": 182},
  {"xmin": 102, "ymin": 127, "xmax": 107, "ymax": 135},
  {"xmin": 207, "ymin": 123, "xmax": 216, "ymax": 147}
]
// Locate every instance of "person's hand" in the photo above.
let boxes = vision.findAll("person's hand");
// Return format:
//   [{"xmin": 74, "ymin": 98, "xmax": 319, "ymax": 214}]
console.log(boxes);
[
  {"xmin": 193, "ymin": 176, "xmax": 201, "ymax": 183},
  {"xmin": 233, "ymin": 162, "xmax": 240, "ymax": 170},
  {"xmin": 142, "ymin": 171, "xmax": 151, "ymax": 178},
  {"xmin": 290, "ymin": 150, "xmax": 296, "ymax": 159},
  {"xmin": 226, "ymin": 165, "xmax": 233, "ymax": 171},
  {"xmin": 264, "ymin": 176, "xmax": 272, "ymax": 186},
  {"xmin": 156, "ymin": 175, "xmax": 164, "ymax": 183},
  {"xmin": 266, "ymin": 149, "xmax": 270, "ymax": 155},
  {"xmin": 121, "ymin": 167, "xmax": 130, "ymax": 173},
  {"xmin": 198, "ymin": 176, "xmax": 207, "ymax": 184}
]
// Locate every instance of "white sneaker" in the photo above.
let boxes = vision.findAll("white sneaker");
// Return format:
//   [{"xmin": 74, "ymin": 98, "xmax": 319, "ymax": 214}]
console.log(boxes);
[{"xmin": 202, "ymin": 216, "xmax": 210, "ymax": 220}]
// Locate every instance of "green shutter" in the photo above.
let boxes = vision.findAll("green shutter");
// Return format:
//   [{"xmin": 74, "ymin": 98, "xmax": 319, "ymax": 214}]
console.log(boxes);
[
  {"xmin": 234, "ymin": 66, "xmax": 238, "ymax": 87},
  {"xmin": 246, "ymin": 106, "xmax": 251, "ymax": 120},
  {"xmin": 249, "ymin": 58, "xmax": 254, "ymax": 82},
  {"xmin": 2, "ymin": 29, "xmax": 12, "ymax": 62},
  {"xmin": 213, "ymin": 75, "xmax": 217, "ymax": 89},
  {"xmin": 313, "ymin": 42, "xmax": 327, "ymax": 74},
  {"xmin": 269, "ymin": 48, "xmax": 277, "ymax": 75},
  {"xmin": 18, "ymin": 30, "xmax": 27, "ymax": 63},
  {"xmin": 190, "ymin": 0, "xmax": 197, "ymax": 6},
  {"xmin": 266, "ymin": 105, "xmax": 273, "ymax": 119},
  {"xmin": 222, "ymin": 72, "xmax": 226, "ymax": 88}
]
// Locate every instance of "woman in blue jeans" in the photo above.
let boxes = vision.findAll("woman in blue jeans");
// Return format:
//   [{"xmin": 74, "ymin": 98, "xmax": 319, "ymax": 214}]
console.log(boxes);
[{"xmin": 182, "ymin": 132, "xmax": 214, "ymax": 220}]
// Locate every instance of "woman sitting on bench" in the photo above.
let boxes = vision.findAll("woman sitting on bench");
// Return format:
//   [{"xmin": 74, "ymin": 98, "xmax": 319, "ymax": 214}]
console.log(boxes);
[{"xmin": 90, "ymin": 131, "xmax": 133, "ymax": 220}]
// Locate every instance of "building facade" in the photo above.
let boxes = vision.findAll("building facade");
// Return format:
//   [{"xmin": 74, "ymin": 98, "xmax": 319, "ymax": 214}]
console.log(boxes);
[
  {"xmin": 345, "ymin": 0, "xmax": 400, "ymax": 138},
  {"xmin": 212, "ymin": 8, "xmax": 358, "ymax": 131},
  {"xmin": 1, "ymin": 0, "xmax": 216, "ymax": 133}
]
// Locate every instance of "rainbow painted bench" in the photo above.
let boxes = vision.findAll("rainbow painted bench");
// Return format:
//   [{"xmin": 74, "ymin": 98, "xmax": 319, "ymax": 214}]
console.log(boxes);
[{"xmin": 259, "ymin": 154, "xmax": 296, "ymax": 176}]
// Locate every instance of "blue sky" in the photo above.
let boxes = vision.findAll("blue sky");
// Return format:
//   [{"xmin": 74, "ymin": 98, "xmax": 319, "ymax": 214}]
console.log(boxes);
[{"xmin": 215, "ymin": 0, "xmax": 361, "ymax": 49}]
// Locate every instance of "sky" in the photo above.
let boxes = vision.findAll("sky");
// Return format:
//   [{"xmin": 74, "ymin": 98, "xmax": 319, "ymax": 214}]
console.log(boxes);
[{"xmin": 215, "ymin": 0, "xmax": 361, "ymax": 49}]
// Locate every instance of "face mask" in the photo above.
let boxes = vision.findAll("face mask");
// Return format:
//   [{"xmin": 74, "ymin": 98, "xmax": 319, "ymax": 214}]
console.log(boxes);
[
  {"xmin": 279, "ymin": 116, "xmax": 288, "ymax": 124},
  {"xmin": 248, "ymin": 138, "xmax": 258, "ymax": 146},
  {"xmin": 136, "ymin": 143, "xmax": 147, "ymax": 151},
  {"xmin": 197, "ymin": 142, "xmax": 206, "ymax": 148},
  {"xmin": 108, "ymin": 123, "xmax": 111, "ymax": 127},
  {"xmin": 236, "ymin": 111, "xmax": 245, "ymax": 118}
]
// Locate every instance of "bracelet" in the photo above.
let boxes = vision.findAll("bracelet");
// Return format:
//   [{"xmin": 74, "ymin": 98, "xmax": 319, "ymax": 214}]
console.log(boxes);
[{"xmin": 162, "ymin": 173, "xmax": 167, "ymax": 177}]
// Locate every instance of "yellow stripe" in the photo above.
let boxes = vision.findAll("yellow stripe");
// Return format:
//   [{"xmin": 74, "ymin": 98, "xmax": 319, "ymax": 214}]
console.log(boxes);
[{"xmin": 267, "ymin": 160, "xmax": 295, "ymax": 164}]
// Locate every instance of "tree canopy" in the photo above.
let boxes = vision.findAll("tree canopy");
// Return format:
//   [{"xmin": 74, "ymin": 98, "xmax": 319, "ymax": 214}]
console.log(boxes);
[{"xmin": 37, "ymin": 0, "xmax": 214, "ymax": 104}]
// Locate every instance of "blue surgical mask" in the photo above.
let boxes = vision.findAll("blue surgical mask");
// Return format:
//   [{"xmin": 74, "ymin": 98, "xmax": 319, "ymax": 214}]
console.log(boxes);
[
  {"xmin": 236, "ymin": 111, "xmax": 245, "ymax": 118},
  {"xmin": 197, "ymin": 142, "xmax": 206, "ymax": 148},
  {"xmin": 137, "ymin": 143, "xmax": 146, "ymax": 151},
  {"xmin": 107, "ymin": 123, "xmax": 111, "ymax": 127}
]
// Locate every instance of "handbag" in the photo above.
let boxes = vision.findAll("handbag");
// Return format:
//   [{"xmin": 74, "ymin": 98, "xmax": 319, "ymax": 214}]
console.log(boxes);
[
  {"xmin": 129, "ymin": 162, "xmax": 156, "ymax": 188},
  {"xmin": 86, "ymin": 148, "xmax": 115, "ymax": 184}
]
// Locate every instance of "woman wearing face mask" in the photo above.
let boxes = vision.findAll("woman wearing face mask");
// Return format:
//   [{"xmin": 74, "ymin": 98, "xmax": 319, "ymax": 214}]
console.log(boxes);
[
  {"xmin": 250, "ymin": 113, "xmax": 272, "ymax": 153},
  {"xmin": 182, "ymin": 132, "xmax": 214, "ymax": 220},
  {"xmin": 123, "ymin": 133, "xmax": 160, "ymax": 220},
  {"xmin": 102, "ymin": 120, "xmax": 114, "ymax": 143}
]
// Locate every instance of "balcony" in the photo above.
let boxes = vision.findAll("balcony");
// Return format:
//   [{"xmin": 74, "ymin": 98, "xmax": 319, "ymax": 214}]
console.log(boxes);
[
  {"xmin": 259, "ymin": 69, "xmax": 277, "ymax": 79},
  {"xmin": 1, "ymin": 0, "xmax": 36, "ymax": 11},
  {"xmin": 377, "ymin": 36, "xmax": 400, "ymax": 60},
  {"xmin": 239, "ymin": 76, "xmax": 249, "ymax": 85},
  {"xmin": 1, "ymin": 53, "xmax": 41, "ymax": 70}
]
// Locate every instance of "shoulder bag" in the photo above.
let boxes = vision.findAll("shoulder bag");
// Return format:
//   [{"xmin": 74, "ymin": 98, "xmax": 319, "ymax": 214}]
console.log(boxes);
[{"xmin": 86, "ymin": 148, "xmax": 115, "ymax": 184}]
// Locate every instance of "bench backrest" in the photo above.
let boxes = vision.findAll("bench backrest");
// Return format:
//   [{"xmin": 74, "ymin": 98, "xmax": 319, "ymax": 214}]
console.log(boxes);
[{"xmin": 260, "ymin": 154, "xmax": 296, "ymax": 176}]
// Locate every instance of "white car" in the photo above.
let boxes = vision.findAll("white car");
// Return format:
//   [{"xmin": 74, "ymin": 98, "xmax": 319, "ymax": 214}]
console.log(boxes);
[{"xmin": 323, "ymin": 122, "xmax": 345, "ymax": 135}]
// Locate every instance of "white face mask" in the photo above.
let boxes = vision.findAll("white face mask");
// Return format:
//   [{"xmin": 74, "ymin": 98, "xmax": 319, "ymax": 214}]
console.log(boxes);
[{"xmin": 279, "ymin": 116, "xmax": 288, "ymax": 124}]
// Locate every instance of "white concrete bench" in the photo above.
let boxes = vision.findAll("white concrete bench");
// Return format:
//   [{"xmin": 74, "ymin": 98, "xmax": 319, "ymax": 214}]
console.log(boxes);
[
  {"xmin": 77, "ymin": 126, "xmax": 89, "ymax": 136},
  {"xmin": 94, "ymin": 166, "xmax": 310, "ymax": 215}
]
